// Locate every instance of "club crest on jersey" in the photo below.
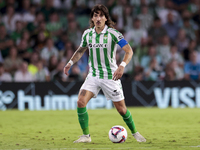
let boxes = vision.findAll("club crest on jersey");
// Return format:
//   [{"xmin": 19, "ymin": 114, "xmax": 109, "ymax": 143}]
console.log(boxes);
[
  {"xmin": 88, "ymin": 43, "xmax": 108, "ymax": 48},
  {"xmin": 104, "ymin": 35, "xmax": 108, "ymax": 40}
]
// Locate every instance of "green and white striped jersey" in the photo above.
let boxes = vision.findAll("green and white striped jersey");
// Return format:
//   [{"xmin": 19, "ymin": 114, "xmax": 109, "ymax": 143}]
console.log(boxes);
[{"xmin": 80, "ymin": 25, "xmax": 125, "ymax": 79}]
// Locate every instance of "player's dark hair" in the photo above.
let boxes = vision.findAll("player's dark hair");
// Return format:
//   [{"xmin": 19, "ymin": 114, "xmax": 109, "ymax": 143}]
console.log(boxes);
[{"xmin": 90, "ymin": 4, "xmax": 115, "ymax": 28}]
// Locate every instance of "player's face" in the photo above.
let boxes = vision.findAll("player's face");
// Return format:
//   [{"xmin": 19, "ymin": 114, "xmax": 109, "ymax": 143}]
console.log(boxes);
[{"xmin": 92, "ymin": 11, "xmax": 107, "ymax": 28}]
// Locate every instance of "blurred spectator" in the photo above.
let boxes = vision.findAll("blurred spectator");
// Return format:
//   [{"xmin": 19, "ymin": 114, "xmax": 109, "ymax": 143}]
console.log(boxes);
[
  {"xmin": 133, "ymin": 37, "xmax": 149, "ymax": 65},
  {"xmin": 32, "ymin": 31, "xmax": 46, "ymax": 53},
  {"xmin": 17, "ymin": 0, "xmax": 31, "ymax": 13},
  {"xmin": 158, "ymin": 0, "xmax": 180, "ymax": 25},
  {"xmin": 77, "ymin": 52, "xmax": 89, "ymax": 79},
  {"xmin": 40, "ymin": 0, "xmax": 55, "ymax": 21},
  {"xmin": 14, "ymin": 61, "xmax": 35, "ymax": 82},
  {"xmin": 180, "ymin": 10, "xmax": 198, "ymax": 37},
  {"xmin": 137, "ymin": 5, "xmax": 153, "ymax": 30},
  {"xmin": 68, "ymin": 64, "xmax": 82, "ymax": 81},
  {"xmin": 74, "ymin": 1, "xmax": 91, "ymax": 16},
  {"xmin": 154, "ymin": 0, "xmax": 166, "ymax": 17},
  {"xmin": 163, "ymin": 12, "xmax": 180, "ymax": 41},
  {"xmin": 156, "ymin": 35, "xmax": 171, "ymax": 65},
  {"xmin": 184, "ymin": 51, "xmax": 200, "ymax": 80},
  {"xmin": 48, "ymin": 55, "xmax": 58, "ymax": 73},
  {"xmin": 2, "ymin": 5, "xmax": 21, "ymax": 33},
  {"xmin": 148, "ymin": 17, "xmax": 167, "ymax": 44},
  {"xmin": 46, "ymin": 12, "xmax": 62, "ymax": 41},
  {"xmin": 21, "ymin": 3, "xmax": 36, "ymax": 23},
  {"xmin": 141, "ymin": 45, "xmax": 162, "ymax": 69},
  {"xmin": 55, "ymin": 33, "xmax": 68, "ymax": 51},
  {"xmin": 163, "ymin": 65, "xmax": 176, "ymax": 81},
  {"xmin": 26, "ymin": 12, "xmax": 45, "ymax": 33},
  {"xmin": 172, "ymin": 0, "xmax": 189, "ymax": 14},
  {"xmin": 144, "ymin": 57, "xmax": 163, "ymax": 81},
  {"xmin": 17, "ymin": 39, "xmax": 33, "ymax": 62},
  {"xmin": 111, "ymin": 0, "xmax": 127, "ymax": 30},
  {"xmin": 3, "ymin": 46, "xmax": 23, "ymax": 76},
  {"xmin": 0, "ymin": 25, "xmax": 14, "ymax": 58},
  {"xmin": 125, "ymin": 18, "xmax": 148, "ymax": 47},
  {"xmin": 67, "ymin": 21, "xmax": 82, "ymax": 48},
  {"xmin": 175, "ymin": 28, "xmax": 189, "ymax": 53},
  {"xmin": 123, "ymin": 5, "xmax": 134, "ymax": 32},
  {"xmin": 168, "ymin": 59, "xmax": 184, "ymax": 80},
  {"xmin": 0, "ymin": 63, "xmax": 12, "ymax": 82},
  {"xmin": 65, "ymin": 11, "xmax": 76, "ymax": 26},
  {"xmin": 37, "ymin": 21, "xmax": 50, "ymax": 37},
  {"xmin": 40, "ymin": 38, "xmax": 59, "ymax": 66},
  {"xmin": 187, "ymin": 0, "xmax": 200, "ymax": 14},
  {"xmin": 20, "ymin": 30, "xmax": 33, "ymax": 47},
  {"xmin": 35, "ymin": 59, "xmax": 50, "ymax": 82},
  {"xmin": 167, "ymin": 45, "xmax": 184, "ymax": 67},
  {"xmin": 28, "ymin": 52, "xmax": 39, "ymax": 75},
  {"xmin": 10, "ymin": 21, "xmax": 24, "ymax": 43},
  {"xmin": 182, "ymin": 18, "xmax": 196, "ymax": 40},
  {"xmin": 182, "ymin": 40, "xmax": 197, "ymax": 61},
  {"xmin": 60, "ymin": 42, "xmax": 75, "ymax": 62},
  {"xmin": 132, "ymin": 66, "xmax": 144, "ymax": 81},
  {"xmin": 50, "ymin": 60, "xmax": 66, "ymax": 81}
]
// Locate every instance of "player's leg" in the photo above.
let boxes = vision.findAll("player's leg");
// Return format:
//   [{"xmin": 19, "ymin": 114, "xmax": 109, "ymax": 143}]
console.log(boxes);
[
  {"xmin": 113, "ymin": 100, "xmax": 146, "ymax": 142},
  {"xmin": 77, "ymin": 89, "xmax": 94, "ymax": 135},
  {"xmin": 74, "ymin": 75, "xmax": 101, "ymax": 143},
  {"xmin": 74, "ymin": 89, "xmax": 94, "ymax": 143},
  {"xmin": 113, "ymin": 100, "xmax": 137, "ymax": 134},
  {"xmin": 101, "ymin": 79, "xmax": 146, "ymax": 142}
]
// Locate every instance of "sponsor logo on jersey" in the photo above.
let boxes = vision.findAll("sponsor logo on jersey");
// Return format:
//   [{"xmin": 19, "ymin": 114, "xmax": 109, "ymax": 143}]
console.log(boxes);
[{"xmin": 88, "ymin": 43, "xmax": 108, "ymax": 48}]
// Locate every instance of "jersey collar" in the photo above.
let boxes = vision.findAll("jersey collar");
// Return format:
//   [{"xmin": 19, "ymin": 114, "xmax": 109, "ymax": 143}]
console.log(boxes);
[{"xmin": 92, "ymin": 25, "xmax": 108, "ymax": 34}]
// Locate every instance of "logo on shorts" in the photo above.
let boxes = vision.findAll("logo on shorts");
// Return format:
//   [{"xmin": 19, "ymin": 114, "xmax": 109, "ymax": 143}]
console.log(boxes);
[{"xmin": 112, "ymin": 90, "xmax": 120, "ymax": 96}]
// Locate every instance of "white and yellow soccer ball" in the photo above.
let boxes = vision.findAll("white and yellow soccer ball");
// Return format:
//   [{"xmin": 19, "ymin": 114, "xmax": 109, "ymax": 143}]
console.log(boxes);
[{"xmin": 108, "ymin": 125, "xmax": 127, "ymax": 143}]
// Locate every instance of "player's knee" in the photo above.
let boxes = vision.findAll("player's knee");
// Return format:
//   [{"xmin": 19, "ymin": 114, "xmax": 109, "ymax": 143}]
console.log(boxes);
[
  {"xmin": 117, "ymin": 108, "xmax": 127, "ymax": 115},
  {"xmin": 77, "ymin": 98, "xmax": 87, "ymax": 107}
]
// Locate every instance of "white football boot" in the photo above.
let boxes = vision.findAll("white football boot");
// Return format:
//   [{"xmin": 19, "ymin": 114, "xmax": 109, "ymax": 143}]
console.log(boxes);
[
  {"xmin": 73, "ymin": 134, "xmax": 91, "ymax": 143},
  {"xmin": 132, "ymin": 132, "xmax": 146, "ymax": 142}
]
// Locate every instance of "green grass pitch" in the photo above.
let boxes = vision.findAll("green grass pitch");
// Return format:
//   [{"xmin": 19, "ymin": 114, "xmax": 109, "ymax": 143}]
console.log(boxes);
[{"xmin": 0, "ymin": 107, "xmax": 200, "ymax": 150}]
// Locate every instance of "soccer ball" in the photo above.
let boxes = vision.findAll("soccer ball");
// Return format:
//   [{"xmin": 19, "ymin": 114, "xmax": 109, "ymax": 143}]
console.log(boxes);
[{"xmin": 108, "ymin": 125, "xmax": 127, "ymax": 143}]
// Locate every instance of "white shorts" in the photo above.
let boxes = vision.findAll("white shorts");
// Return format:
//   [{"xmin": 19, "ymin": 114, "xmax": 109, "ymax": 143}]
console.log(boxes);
[{"xmin": 80, "ymin": 74, "xmax": 124, "ymax": 102}]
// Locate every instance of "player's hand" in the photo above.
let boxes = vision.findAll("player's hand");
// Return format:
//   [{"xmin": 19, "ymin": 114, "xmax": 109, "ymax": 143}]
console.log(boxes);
[
  {"xmin": 63, "ymin": 63, "xmax": 71, "ymax": 76},
  {"xmin": 113, "ymin": 65, "xmax": 124, "ymax": 81}
]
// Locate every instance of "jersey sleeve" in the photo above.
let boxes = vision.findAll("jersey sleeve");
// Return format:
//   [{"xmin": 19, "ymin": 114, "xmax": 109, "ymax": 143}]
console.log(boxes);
[
  {"xmin": 79, "ymin": 30, "xmax": 88, "ymax": 47},
  {"xmin": 109, "ymin": 29, "xmax": 128, "ymax": 48}
]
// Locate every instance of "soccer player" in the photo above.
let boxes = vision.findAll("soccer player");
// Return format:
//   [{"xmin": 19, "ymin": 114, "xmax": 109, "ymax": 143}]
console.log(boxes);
[{"xmin": 64, "ymin": 4, "xmax": 146, "ymax": 143}]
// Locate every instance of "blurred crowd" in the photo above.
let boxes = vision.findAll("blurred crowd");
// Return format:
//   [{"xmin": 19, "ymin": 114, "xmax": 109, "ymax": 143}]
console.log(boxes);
[{"xmin": 0, "ymin": 0, "xmax": 200, "ymax": 82}]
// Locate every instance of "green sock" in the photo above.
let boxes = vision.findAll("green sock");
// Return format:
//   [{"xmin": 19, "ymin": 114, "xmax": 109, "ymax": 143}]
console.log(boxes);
[
  {"xmin": 77, "ymin": 107, "xmax": 89, "ymax": 135},
  {"xmin": 121, "ymin": 109, "xmax": 137, "ymax": 134}
]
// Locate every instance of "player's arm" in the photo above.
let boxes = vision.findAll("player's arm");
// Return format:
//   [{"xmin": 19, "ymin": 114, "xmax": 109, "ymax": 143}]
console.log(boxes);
[
  {"xmin": 113, "ymin": 43, "xmax": 133, "ymax": 81},
  {"xmin": 121, "ymin": 44, "xmax": 133, "ymax": 65},
  {"xmin": 63, "ymin": 46, "xmax": 87, "ymax": 76}
]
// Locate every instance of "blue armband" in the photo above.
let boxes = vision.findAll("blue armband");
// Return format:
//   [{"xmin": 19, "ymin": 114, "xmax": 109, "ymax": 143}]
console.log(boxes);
[{"xmin": 118, "ymin": 39, "xmax": 128, "ymax": 48}]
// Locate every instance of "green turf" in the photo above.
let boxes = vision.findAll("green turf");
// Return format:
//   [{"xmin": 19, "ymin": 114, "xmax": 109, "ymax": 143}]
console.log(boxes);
[{"xmin": 0, "ymin": 107, "xmax": 200, "ymax": 150}]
